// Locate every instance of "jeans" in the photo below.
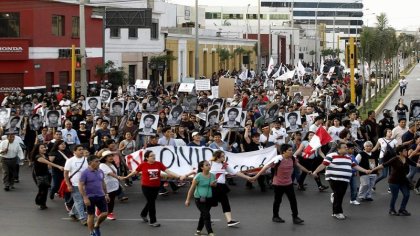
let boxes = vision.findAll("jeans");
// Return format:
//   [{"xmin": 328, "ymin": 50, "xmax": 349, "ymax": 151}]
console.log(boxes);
[
  {"xmin": 70, "ymin": 186, "xmax": 86, "ymax": 220},
  {"xmin": 35, "ymin": 182, "xmax": 49, "ymax": 207},
  {"xmin": 195, "ymin": 198, "xmax": 213, "ymax": 234},
  {"xmin": 349, "ymin": 174, "xmax": 358, "ymax": 201},
  {"xmin": 406, "ymin": 166, "xmax": 419, "ymax": 182},
  {"xmin": 400, "ymin": 86, "xmax": 406, "ymax": 96},
  {"xmin": 375, "ymin": 159, "xmax": 389, "ymax": 185},
  {"xmin": 141, "ymin": 186, "xmax": 160, "ymax": 223},
  {"xmin": 328, "ymin": 180, "xmax": 348, "ymax": 214},
  {"xmin": 389, "ymin": 183, "xmax": 410, "ymax": 211},
  {"xmin": 50, "ymin": 170, "xmax": 63, "ymax": 198},
  {"xmin": 358, "ymin": 175, "xmax": 376, "ymax": 199},
  {"xmin": 273, "ymin": 184, "xmax": 298, "ymax": 218}
]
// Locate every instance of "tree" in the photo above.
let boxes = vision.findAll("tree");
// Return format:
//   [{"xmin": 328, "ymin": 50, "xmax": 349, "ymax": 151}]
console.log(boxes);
[
  {"xmin": 216, "ymin": 48, "xmax": 232, "ymax": 70},
  {"xmin": 95, "ymin": 60, "xmax": 127, "ymax": 90},
  {"xmin": 233, "ymin": 47, "xmax": 247, "ymax": 68},
  {"xmin": 321, "ymin": 48, "xmax": 342, "ymax": 58}
]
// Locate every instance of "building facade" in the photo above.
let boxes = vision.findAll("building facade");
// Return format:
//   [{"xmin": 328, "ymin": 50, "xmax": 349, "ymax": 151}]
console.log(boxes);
[{"xmin": 0, "ymin": 0, "xmax": 103, "ymax": 96}]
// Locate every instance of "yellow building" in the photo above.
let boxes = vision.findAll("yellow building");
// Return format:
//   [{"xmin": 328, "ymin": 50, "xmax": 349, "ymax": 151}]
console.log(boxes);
[{"xmin": 163, "ymin": 29, "xmax": 257, "ymax": 84}]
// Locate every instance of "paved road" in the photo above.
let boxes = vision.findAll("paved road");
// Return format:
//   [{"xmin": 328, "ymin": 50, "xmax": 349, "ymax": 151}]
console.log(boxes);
[
  {"xmin": 1, "ymin": 164, "xmax": 420, "ymax": 236},
  {"xmin": 376, "ymin": 63, "xmax": 420, "ymax": 121}
]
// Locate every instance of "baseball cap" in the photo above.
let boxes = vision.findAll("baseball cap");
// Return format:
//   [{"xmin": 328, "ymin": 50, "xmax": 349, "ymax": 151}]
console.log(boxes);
[
  {"xmin": 409, "ymin": 122, "xmax": 416, "ymax": 128},
  {"xmin": 80, "ymin": 121, "xmax": 86, "ymax": 125},
  {"xmin": 192, "ymin": 132, "xmax": 200, "ymax": 137}
]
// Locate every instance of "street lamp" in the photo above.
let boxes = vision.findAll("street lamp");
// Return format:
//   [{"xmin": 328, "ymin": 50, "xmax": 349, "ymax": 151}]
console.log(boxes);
[
  {"xmin": 194, "ymin": 0, "xmax": 199, "ymax": 81},
  {"xmin": 333, "ymin": 0, "xmax": 360, "ymax": 50}
]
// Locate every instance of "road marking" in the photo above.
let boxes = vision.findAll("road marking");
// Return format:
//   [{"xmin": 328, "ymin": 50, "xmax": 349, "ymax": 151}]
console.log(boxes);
[{"xmin": 62, "ymin": 218, "xmax": 221, "ymax": 222}]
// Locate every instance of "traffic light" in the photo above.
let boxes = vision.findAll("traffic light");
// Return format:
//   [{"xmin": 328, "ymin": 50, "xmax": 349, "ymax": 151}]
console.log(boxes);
[
  {"xmin": 76, "ymin": 55, "xmax": 82, "ymax": 68},
  {"xmin": 346, "ymin": 43, "xmax": 357, "ymax": 68}
]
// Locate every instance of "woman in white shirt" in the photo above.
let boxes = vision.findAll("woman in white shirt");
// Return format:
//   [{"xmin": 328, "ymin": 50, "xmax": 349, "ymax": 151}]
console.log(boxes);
[
  {"xmin": 328, "ymin": 118, "xmax": 345, "ymax": 142},
  {"xmin": 99, "ymin": 151, "xmax": 123, "ymax": 220},
  {"xmin": 371, "ymin": 128, "xmax": 398, "ymax": 188},
  {"xmin": 210, "ymin": 150, "xmax": 252, "ymax": 227}
]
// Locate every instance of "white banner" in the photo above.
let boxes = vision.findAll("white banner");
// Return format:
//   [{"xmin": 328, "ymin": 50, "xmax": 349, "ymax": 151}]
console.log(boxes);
[
  {"xmin": 195, "ymin": 79, "xmax": 211, "ymax": 91},
  {"xmin": 135, "ymin": 80, "xmax": 150, "ymax": 89},
  {"xmin": 125, "ymin": 146, "xmax": 278, "ymax": 175},
  {"xmin": 178, "ymin": 83, "xmax": 195, "ymax": 93}
]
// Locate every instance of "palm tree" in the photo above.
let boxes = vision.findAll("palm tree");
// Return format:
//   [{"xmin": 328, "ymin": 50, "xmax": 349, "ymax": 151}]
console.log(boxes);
[
  {"xmin": 233, "ymin": 47, "xmax": 247, "ymax": 69},
  {"xmin": 216, "ymin": 48, "xmax": 232, "ymax": 70}
]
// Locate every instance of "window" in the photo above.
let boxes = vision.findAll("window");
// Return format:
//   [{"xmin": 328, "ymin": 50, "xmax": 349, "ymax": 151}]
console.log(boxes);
[
  {"xmin": 269, "ymin": 14, "xmax": 289, "ymax": 20},
  {"xmin": 52, "ymin": 15, "xmax": 65, "ymax": 36},
  {"xmin": 205, "ymin": 12, "xmax": 221, "ymax": 19},
  {"xmin": 0, "ymin": 12, "xmax": 20, "ymax": 37},
  {"xmin": 246, "ymin": 14, "xmax": 266, "ymax": 20},
  {"xmin": 72, "ymin": 16, "xmax": 79, "ymax": 38},
  {"xmin": 110, "ymin": 27, "xmax": 120, "ymax": 38},
  {"xmin": 223, "ymin": 14, "xmax": 243, "ymax": 20},
  {"xmin": 151, "ymin": 20, "xmax": 159, "ymax": 40},
  {"xmin": 128, "ymin": 28, "xmax": 138, "ymax": 38}
]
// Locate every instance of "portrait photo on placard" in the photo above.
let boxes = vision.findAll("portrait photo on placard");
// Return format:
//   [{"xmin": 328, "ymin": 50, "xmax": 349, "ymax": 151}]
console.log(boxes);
[
  {"xmin": 138, "ymin": 89, "xmax": 147, "ymax": 98},
  {"xmin": 21, "ymin": 101, "xmax": 34, "ymax": 117},
  {"xmin": 85, "ymin": 97, "xmax": 101, "ymax": 116},
  {"xmin": 100, "ymin": 89, "xmax": 112, "ymax": 103},
  {"xmin": 222, "ymin": 107, "xmax": 242, "ymax": 128},
  {"xmin": 45, "ymin": 110, "xmax": 61, "ymax": 128},
  {"xmin": 146, "ymin": 96, "xmax": 159, "ymax": 112},
  {"xmin": 206, "ymin": 109, "xmax": 220, "ymax": 128},
  {"xmin": 110, "ymin": 101, "xmax": 125, "ymax": 117},
  {"xmin": 208, "ymin": 104, "xmax": 219, "ymax": 112},
  {"xmin": 128, "ymin": 85, "xmax": 137, "ymax": 97},
  {"xmin": 212, "ymin": 98, "xmax": 225, "ymax": 109},
  {"xmin": 265, "ymin": 103, "xmax": 280, "ymax": 123},
  {"xmin": 285, "ymin": 111, "xmax": 302, "ymax": 133},
  {"xmin": 139, "ymin": 114, "xmax": 158, "ymax": 135},
  {"xmin": 264, "ymin": 78, "xmax": 275, "ymax": 90},
  {"xmin": 167, "ymin": 105, "xmax": 183, "ymax": 126},
  {"xmin": 125, "ymin": 100, "xmax": 139, "ymax": 114},
  {"xmin": 182, "ymin": 95, "xmax": 197, "ymax": 112},
  {"xmin": 0, "ymin": 107, "xmax": 11, "ymax": 127},
  {"xmin": 6, "ymin": 115, "xmax": 21, "ymax": 131},
  {"xmin": 306, "ymin": 113, "xmax": 319, "ymax": 127},
  {"xmin": 30, "ymin": 114, "xmax": 43, "ymax": 131}
]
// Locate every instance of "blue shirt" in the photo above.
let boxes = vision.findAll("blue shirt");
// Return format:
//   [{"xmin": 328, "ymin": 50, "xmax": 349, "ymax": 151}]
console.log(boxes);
[
  {"xmin": 61, "ymin": 128, "xmax": 80, "ymax": 145},
  {"xmin": 79, "ymin": 168, "xmax": 105, "ymax": 198}
]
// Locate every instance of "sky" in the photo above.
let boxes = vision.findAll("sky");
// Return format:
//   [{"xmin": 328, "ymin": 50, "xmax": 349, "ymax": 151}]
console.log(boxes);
[{"xmin": 168, "ymin": 0, "xmax": 420, "ymax": 31}]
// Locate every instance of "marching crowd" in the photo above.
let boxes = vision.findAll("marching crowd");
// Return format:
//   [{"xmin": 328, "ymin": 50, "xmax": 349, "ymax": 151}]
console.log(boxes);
[{"xmin": 0, "ymin": 61, "xmax": 420, "ymax": 236}]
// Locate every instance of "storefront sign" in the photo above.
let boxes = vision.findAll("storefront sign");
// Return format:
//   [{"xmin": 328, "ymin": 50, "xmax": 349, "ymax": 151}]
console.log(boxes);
[{"xmin": 0, "ymin": 39, "xmax": 29, "ymax": 60}]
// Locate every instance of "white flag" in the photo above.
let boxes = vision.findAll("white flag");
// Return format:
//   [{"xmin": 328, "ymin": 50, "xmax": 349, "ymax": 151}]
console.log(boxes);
[
  {"xmin": 267, "ymin": 57, "xmax": 275, "ymax": 75},
  {"xmin": 314, "ymin": 74, "xmax": 323, "ymax": 85},
  {"xmin": 272, "ymin": 64, "xmax": 282, "ymax": 78},
  {"xmin": 326, "ymin": 66, "xmax": 335, "ymax": 80},
  {"xmin": 275, "ymin": 70, "xmax": 296, "ymax": 81},
  {"xmin": 297, "ymin": 60, "xmax": 306, "ymax": 77},
  {"xmin": 319, "ymin": 59, "xmax": 324, "ymax": 74}
]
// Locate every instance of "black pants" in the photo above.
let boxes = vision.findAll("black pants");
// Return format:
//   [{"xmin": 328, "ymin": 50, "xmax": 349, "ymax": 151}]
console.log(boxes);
[
  {"xmin": 2, "ymin": 158, "xmax": 17, "ymax": 188},
  {"xmin": 298, "ymin": 158, "xmax": 323, "ymax": 188},
  {"xmin": 195, "ymin": 198, "xmax": 213, "ymax": 234},
  {"xmin": 141, "ymin": 186, "xmax": 160, "ymax": 223},
  {"xmin": 214, "ymin": 184, "xmax": 231, "ymax": 213},
  {"xmin": 329, "ymin": 180, "xmax": 348, "ymax": 214},
  {"xmin": 273, "ymin": 184, "xmax": 298, "ymax": 218},
  {"xmin": 107, "ymin": 190, "xmax": 118, "ymax": 213},
  {"xmin": 400, "ymin": 86, "xmax": 406, "ymax": 96},
  {"xmin": 35, "ymin": 183, "xmax": 49, "ymax": 206}
]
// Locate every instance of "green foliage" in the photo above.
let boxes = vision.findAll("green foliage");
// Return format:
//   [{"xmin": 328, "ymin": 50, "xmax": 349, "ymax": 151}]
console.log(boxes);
[
  {"xmin": 216, "ymin": 47, "xmax": 232, "ymax": 69},
  {"xmin": 321, "ymin": 48, "xmax": 341, "ymax": 57},
  {"xmin": 95, "ymin": 60, "xmax": 127, "ymax": 90},
  {"xmin": 150, "ymin": 54, "xmax": 177, "ymax": 65}
]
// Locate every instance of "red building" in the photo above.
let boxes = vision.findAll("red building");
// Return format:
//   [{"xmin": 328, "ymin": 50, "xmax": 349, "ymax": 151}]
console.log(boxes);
[{"xmin": 0, "ymin": 0, "xmax": 103, "ymax": 97}]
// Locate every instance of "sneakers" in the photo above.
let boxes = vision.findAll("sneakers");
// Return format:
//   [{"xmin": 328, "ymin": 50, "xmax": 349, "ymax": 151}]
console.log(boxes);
[
  {"xmin": 4, "ymin": 186, "xmax": 9, "ymax": 191},
  {"xmin": 89, "ymin": 232, "xmax": 97, "ymax": 236},
  {"xmin": 414, "ymin": 188, "xmax": 420, "ymax": 195},
  {"xmin": 148, "ymin": 222, "xmax": 161, "ymax": 227},
  {"xmin": 387, "ymin": 188, "xmax": 391, "ymax": 193},
  {"xmin": 318, "ymin": 185, "xmax": 329, "ymax": 192},
  {"xmin": 119, "ymin": 196, "xmax": 128, "ymax": 202},
  {"xmin": 389, "ymin": 209, "xmax": 399, "ymax": 216},
  {"xmin": 227, "ymin": 220, "xmax": 240, "ymax": 227},
  {"xmin": 141, "ymin": 216, "xmax": 149, "ymax": 223},
  {"xmin": 158, "ymin": 190, "xmax": 169, "ymax": 196},
  {"xmin": 350, "ymin": 200, "xmax": 360, "ymax": 205},
  {"xmin": 195, "ymin": 230, "xmax": 206, "ymax": 235},
  {"xmin": 293, "ymin": 216, "xmax": 304, "ymax": 225},
  {"xmin": 297, "ymin": 185, "xmax": 306, "ymax": 191},
  {"xmin": 69, "ymin": 214, "xmax": 78, "ymax": 221},
  {"xmin": 332, "ymin": 213, "xmax": 346, "ymax": 220},
  {"xmin": 272, "ymin": 216, "xmax": 285, "ymax": 223},
  {"xmin": 330, "ymin": 193, "xmax": 334, "ymax": 204},
  {"xmin": 208, "ymin": 233, "xmax": 216, "ymax": 236},
  {"xmin": 94, "ymin": 226, "xmax": 101, "ymax": 236},
  {"xmin": 398, "ymin": 210, "xmax": 411, "ymax": 216},
  {"xmin": 39, "ymin": 205, "xmax": 48, "ymax": 210},
  {"xmin": 107, "ymin": 212, "xmax": 116, "ymax": 220},
  {"xmin": 95, "ymin": 208, "xmax": 101, "ymax": 217},
  {"xmin": 80, "ymin": 219, "xmax": 88, "ymax": 226}
]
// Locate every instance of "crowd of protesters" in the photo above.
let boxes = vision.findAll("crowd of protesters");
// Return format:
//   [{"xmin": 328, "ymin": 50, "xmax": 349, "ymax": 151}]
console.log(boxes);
[{"xmin": 0, "ymin": 59, "xmax": 420, "ymax": 236}]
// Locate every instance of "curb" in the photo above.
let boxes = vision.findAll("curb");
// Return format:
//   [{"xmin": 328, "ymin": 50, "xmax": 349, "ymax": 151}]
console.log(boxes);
[{"xmin": 374, "ymin": 82, "xmax": 399, "ymax": 115}]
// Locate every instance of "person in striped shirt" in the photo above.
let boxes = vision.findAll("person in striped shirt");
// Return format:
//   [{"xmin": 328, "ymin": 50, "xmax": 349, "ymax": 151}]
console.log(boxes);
[{"xmin": 312, "ymin": 142, "xmax": 370, "ymax": 220}]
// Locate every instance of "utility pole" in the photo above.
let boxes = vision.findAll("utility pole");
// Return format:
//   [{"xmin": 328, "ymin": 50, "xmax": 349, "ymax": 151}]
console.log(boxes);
[
  {"xmin": 257, "ymin": 0, "xmax": 261, "ymax": 75},
  {"xmin": 349, "ymin": 37, "xmax": 356, "ymax": 104},
  {"xmin": 194, "ymin": 0, "xmax": 199, "ymax": 81},
  {"xmin": 290, "ymin": 0, "xmax": 295, "ymax": 67},
  {"xmin": 79, "ymin": 0, "xmax": 87, "ymax": 97}
]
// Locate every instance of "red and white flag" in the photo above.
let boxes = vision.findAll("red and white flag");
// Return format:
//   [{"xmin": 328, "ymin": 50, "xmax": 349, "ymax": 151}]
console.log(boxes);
[{"xmin": 303, "ymin": 126, "xmax": 332, "ymax": 158}]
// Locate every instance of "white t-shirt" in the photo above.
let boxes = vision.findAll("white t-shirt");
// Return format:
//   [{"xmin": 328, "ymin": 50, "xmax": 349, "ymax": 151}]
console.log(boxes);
[
  {"xmin": 210, "ymin": 162, "xmax": 238, "ymax": 184},
  {"xmin": 399, "ymin": 79, "xmax": 408, "ymax": 87},
  {"xmin": 350, "ymin": 120, "xmax": 360, "ymax": 140},
  {"xmin": 391, "ymin": 126, "xmax": 408, "ymax": 146},
  {"xmin": 64, "ymin": 156, "xmax": 88, "ymax": 187},
  {"xmin": 259, "ymin": 133, "xmax": 276, "ymax": 144},
  {"xmin": 378, "ymin": 138, "xmax": 398, "ymax": 159},
  {"xmin": 328, "ymin": 126, "xmax": 345, "ymax": 141},
  {"xmin": 271, "ymin": 127, "xmax": 288, "ymax": 145},
  {"xmin": 99, "ymin": 163, "xmax": 120, "ymax": 193}
]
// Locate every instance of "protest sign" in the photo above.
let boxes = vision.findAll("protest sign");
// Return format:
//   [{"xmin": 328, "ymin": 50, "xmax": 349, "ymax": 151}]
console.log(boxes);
[
  {"xmin": 195, "ymin": 79, "xmax": 211, "ymax": 91},
  {"xmin": 178, "ymin": 83, "xmax": 195, "ymax": 93},
  {"xmin": 218, "ymin": 77, "xmax": 235, "ymax": 98},
  {"xmin": 126, "ymin": 146, "xmax": 277, "ymax": 175},
  {"xmin": 211, "ymin": 86, "xmax": 219, "ymax": 98},
  {"xmin": 135, "ymin": 80, "xmax": 150, "ymax": 89}
]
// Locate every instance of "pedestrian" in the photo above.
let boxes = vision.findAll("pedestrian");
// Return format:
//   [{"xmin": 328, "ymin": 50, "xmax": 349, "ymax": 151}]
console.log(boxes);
[
  {"xmin": 31, "ymin": 143, "xmax": 63, "ymax": 209},
  {"xmin": 123, "ymin": 150, "xmax": 186, "ymax": 227},
  {"xmin": 251, "ymin": 144, "xmax": 308, "ymax": 224},
  {"xmin": 399, "ymin": 76, "xmax": 408, "ymax": 96},
  {"xmin": 79, "ymin": 155, "xmax": 110, "ymax": 236},
  {"xmin": 312, "ymin": 142, "xmax": 370, "ymax": 220},
  {"xmin": 355, "ymin": 141, "xmax": 378, "ymax": 201},
  {"xmin": 185, "ymin": 160, "xmax": 217, "ymax": 236},
  {"xmin": 372, "ymin": 128, "xmax": 397, "ymax": 190},
  {"xmin": 64, "ymin": 145, "xmax": 89, "ymax": 225},
  {"xmin": 371, "ymin": 145, "xmax": 420, "ymax": 216},
  {"xmin": 210, "ymin": 150, "xmax": 253, "ymax": 227},
  {"xmin": 47, "ymin": 140, "xmax": 69, "ymax": 200},
  {"xmin": 98, "ymin": 150, "xmax": 124, "ymax": 220},
  {"xmin": 0, "ymin": 131, "xmax": 24, "ymax": 191}
]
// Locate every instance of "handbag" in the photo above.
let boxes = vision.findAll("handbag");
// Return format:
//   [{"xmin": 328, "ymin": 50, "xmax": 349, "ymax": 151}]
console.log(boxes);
[
  {"xmin": 58, "ymin": 158, "xmax": 86, "ymax": 198},
  {"xmin": 35, "ymin": 175, "xmax": 51, "ymax": 188}
]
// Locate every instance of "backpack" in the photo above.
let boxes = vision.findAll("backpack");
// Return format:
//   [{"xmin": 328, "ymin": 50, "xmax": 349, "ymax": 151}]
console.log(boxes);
[{"xmin": 382, "ymin": 139, "xmax": 396, "ymax": 162}]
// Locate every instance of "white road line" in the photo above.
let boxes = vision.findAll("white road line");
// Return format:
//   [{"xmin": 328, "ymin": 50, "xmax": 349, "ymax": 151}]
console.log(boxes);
[{"xmin": 62, "ymin": 218, "xmax": 221, "ymax": 222}]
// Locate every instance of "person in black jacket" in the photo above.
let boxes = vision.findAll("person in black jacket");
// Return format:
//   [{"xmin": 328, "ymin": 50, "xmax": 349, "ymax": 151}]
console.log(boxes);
[{"xmin": 355, "ymin": 141, "xmax": 378, "ymax": 201}]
